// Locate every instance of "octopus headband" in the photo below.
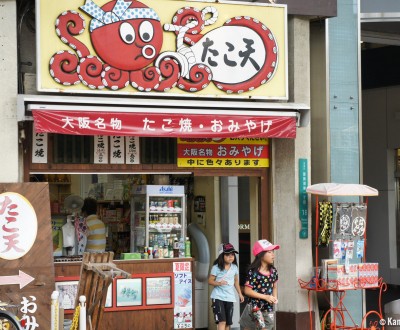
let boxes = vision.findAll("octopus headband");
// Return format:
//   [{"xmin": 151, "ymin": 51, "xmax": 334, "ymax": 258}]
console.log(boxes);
[{"xmin": 80, "ymin": 0, "xmax": 160, "ymax": 32}]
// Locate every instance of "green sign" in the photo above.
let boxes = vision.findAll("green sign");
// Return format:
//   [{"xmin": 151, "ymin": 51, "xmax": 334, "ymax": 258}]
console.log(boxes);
[{"xmin": 299, "ymin": 158, "xmax": 308, "ymax": 239}]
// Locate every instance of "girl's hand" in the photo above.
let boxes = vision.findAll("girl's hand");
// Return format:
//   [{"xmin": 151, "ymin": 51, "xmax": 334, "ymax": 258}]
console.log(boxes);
[
  {"xmin": 265, "ymin": 294, "xmax": 278, "ymax": 304},
  {"xmin": 220, "ymin": 280, "xmax": 228, "ymax": 286},
  {"xmin": 239, "ymin": 294, "xmax": 245, "ymax": 303}
]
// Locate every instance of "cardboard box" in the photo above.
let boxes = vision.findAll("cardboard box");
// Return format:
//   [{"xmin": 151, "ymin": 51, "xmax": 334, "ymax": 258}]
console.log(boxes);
[
  {"xmin": 358, "ymin": 263, "xmax": 379, "ymax": 288},
  {"xmin": 321, "ymin": 259, "xmax": 338, "ymax": 284},
  {"xmin": 121, "ymin": 253, "xmax": 141, "ymax": 260},
  {"xmin": 326, "ymin": 263, "xmax": 358, "ymax": 290}
]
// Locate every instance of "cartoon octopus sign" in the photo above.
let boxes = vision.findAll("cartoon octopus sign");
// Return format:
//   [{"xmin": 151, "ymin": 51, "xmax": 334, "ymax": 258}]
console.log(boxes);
[{"xmin": 48, "ymin": 0, "xmax": 282, "ymax": 95}]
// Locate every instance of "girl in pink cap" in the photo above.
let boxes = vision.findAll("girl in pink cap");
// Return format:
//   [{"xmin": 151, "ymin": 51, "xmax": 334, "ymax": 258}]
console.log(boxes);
[{"xmin": 239, "ymin": 239, "xmax": 280, "ymax": 330}]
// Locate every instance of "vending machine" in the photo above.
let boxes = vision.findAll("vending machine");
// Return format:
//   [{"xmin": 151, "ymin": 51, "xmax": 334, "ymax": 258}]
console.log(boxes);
[{"xmin": 130, "ymin": 185, "xmax": 186, "ymax": 256}]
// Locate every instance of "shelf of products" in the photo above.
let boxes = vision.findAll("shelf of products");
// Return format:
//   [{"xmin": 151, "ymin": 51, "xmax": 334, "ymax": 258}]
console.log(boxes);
[
  {"xmin": 298, "ymin": 183, "xmax": 384, "ymax": 330},
  {"xmin": 131, "ymin": 185, "xmax": 187, "ymax": 259},
  {"xmin": 98, "ymin": 200, "xmax": 131, "ymax": 258}
]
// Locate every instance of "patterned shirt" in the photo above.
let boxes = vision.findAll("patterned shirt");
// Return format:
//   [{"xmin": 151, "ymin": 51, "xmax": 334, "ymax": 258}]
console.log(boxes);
[
  {"xmin": 245, "ymin": 266, "xmax": 278, "ymax": 312},
  {"xmin": 85, "ymin": 214, "xmax": 106, "ymax": 252}
]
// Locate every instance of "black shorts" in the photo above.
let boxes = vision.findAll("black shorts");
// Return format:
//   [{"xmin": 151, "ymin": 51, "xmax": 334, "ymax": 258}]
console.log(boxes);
[{"xmin": 211, "ymin": 299, "xmax": 234, "ymax": 325}]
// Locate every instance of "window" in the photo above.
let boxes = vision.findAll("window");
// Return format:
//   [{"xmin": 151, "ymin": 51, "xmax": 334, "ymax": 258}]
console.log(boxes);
[{"xmin": 52, "ymin": 135, "xmax": 177, "ymax": 164}]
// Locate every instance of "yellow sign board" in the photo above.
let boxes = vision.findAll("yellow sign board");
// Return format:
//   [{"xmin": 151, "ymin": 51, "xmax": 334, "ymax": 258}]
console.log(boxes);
[
  {"xmin": 177, "ymin": 138, "xmax": 269, "ymax": 168},
  {"xmin": 37, "ymin": 0, "xmax": 287, "ymax": 99}
]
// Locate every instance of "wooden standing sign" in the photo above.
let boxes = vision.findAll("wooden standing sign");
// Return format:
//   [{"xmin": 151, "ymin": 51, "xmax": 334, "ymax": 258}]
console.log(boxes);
[{"xmin": 0, "ymin": 183, "xmax": 54, "ymax": 329}]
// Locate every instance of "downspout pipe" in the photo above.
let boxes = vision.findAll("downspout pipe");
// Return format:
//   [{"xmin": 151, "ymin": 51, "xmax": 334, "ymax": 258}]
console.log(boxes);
[{"xmin": 187, "ymin": 223, "xmax": 210, "ymax": 282}]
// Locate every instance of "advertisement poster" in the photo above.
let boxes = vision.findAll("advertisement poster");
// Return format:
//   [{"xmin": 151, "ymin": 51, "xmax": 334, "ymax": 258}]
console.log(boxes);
[
  {"xmin": 116, "ymin": 278, "xmax": 142, "ymax": 307},
  {"xmin": 37, "ymin": 0, "xmax": 287, "ymax": 99},
  {"xmin": 146, "ymin": 276, "xmax": 172, "ymax": 305},
  {"xmin": 173, "ymin": 262, "xmax": 192, "ymax": 329}
]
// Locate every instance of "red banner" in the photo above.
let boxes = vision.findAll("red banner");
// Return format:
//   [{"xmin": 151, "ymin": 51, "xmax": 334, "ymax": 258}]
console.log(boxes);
[{"xmin": 32, "ymin": 110, "xmax": 297, "ymax": 139}]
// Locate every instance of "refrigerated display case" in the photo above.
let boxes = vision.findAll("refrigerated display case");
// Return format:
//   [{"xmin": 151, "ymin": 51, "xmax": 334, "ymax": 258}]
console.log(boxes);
[{"xmin": 130, "ymin": 185, "xmax": 186, "ymax": 255}]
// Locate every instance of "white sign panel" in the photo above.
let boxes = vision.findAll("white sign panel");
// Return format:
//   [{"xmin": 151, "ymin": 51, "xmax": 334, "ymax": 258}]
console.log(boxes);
[
  {"xmin": 0, "ymin": 192, "xmax": 38, "ymax": 260},
  {"xmin": 32, "ymin": 129, "xmax": 48, "ymax": 164},
  {"xmin": 125, "ymin": 136, "xmax": 140, "ymax": 164},
  {"xmin": 110, "ymin": 136, "xmax": 125, "ymax": 164},
  {"xmin": 94, "ymin": 135, "xmax": 109, "ymax": 164}
]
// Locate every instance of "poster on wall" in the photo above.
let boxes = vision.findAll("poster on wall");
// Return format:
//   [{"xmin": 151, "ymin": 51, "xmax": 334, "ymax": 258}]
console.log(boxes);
[
  {"xmin": 173, "ymin": 261, "xmax": 192, "ymax": 329},
  {"xmin": 36, "ymin": 0, "xmax": 287, "ymax": 100},
  {"xmin": 116, "ymin": 278, "xmax": 143, "ymax": 307},
  {"xmin": 55, "ymin": 279, "xmax": 79, "ymax": 311},
  {"xmin": 94, "ymin": 135, "xmax": 109, "ymax": 164},
  {"xmin": 125, "ymin": 136, "xmax": 140, "ymax": 164},
  {"xmin": 146, "ymin": 276, "xmax": 172, "ymax": 305},
  {"xmin": 32, "ymin": 128, "xmax": 48, "ymax": 164},
  {"xmin": 110, "ymin": 136, "xmax": 125, "ymax": 164}
]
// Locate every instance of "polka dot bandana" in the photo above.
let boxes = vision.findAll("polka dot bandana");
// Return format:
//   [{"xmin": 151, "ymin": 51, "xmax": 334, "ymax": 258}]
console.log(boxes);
[{"xmin": 80, "ymin": 0, "xmax": 160, "ymax": 32}]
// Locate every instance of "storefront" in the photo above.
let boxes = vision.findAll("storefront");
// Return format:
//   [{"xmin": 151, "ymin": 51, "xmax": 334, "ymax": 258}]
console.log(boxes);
[{"xmin": 13, "ymin": 0, "xmax": 314, "ymax": 328}]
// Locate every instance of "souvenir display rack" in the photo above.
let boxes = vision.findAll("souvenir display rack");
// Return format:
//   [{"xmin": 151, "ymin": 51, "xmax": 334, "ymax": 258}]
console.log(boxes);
[{"xmin": 298, "ymin": 183, "xmax": 386, "ymax": 330}]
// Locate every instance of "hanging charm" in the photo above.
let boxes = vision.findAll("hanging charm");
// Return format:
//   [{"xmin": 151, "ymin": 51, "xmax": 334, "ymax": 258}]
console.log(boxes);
[{"xmin": 318, "ymin": 201, "xmax": 333, "ymax": 247}]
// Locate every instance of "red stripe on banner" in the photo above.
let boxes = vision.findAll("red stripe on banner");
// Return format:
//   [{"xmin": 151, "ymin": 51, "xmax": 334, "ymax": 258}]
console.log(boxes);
[{"xmin": 32, "ymin": 110, "xmax": 297, "ymax": 139}]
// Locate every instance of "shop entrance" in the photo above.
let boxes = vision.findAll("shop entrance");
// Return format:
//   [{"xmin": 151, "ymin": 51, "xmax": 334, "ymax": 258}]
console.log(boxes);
[
  {"xmin": 190, "ymin": 175, "xmax": 262, "ymax": 329},
  {"xmin": 30, "ymin": 172, "xmax": 267, "ymax": 329}
]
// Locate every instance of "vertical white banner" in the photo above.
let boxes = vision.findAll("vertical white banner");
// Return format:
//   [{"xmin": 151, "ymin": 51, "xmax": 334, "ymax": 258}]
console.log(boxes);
[
  {"xmin": 110, "ymin": 136, "xmax": 125, "ymax": 164},
  {"xmin": 94, "ymin": 135, "xmax": 109, "ymax": 164},
  {"xmin": 125, "ymin": 136, "xmax": 140, "ymax": 164},
  {"xmin": 173, "ymin": 262, "xmax": 193, "ymax": 329},
  {"xmin": 32, "ymin": 128, "xmax": 48, "ymax": 163}
]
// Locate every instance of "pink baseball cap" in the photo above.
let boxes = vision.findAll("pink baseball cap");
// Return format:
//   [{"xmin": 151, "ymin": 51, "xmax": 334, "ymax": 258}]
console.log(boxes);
[{"xmin": 252, "ymin": 239, "xmax": 280, "ymax": 256}]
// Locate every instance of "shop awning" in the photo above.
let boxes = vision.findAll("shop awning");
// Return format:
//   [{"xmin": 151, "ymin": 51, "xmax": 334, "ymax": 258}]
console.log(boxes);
[
  {"xmin": 19, "ymin": 95, "xmax": 310, "ymax": 139},
  {"xmin": 30, "ymin": 105, "xmax": 297, "ymax": 139},
  {"xmin": 306, "ymin": 183, "xmax": 379, "ymax": 196}
]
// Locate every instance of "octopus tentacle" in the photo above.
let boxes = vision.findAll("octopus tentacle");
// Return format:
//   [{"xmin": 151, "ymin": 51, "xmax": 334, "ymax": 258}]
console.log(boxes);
[
  {"xmin": 214, "ymin": 17, "xmax": 279, "ymax": 94},
  {"xmin": 55, "ymin": 10, "xmax": 90, "ymax": 58},
  {"xmin": 202, "ymin": 6, "xmax": 218, "ymax": 27},
  {"xmin": 78, "ymin": 55, "xmax": 105, "ymax": 89},
  {"xmin": 102, "ymin": 66, "xmax": 130, "ymax": 91},
  {"xmin": 129, "ymin": 66, "xmax": 162, "ymax": 92},
  {"xmin": 177, "ymin": 64, "xmax": 212, "ymax": 92},
  {"xmin": 153, "ymin": 58, "xmax": 181, "ymax": 92},
  {"xmin": 169, "ymin": 6, "xmax": 219, "ymax": 46},
  {"xmin": 50, "ymin": 10, "xmax": 91, "ymax": 86},
  {"xmin": 49, "ymin": 50, "xmax": 80, "ymax": 86}
]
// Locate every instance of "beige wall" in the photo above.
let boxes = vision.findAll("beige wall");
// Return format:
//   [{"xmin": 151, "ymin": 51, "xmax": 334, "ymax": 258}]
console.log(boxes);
[
  {"xmin": 0, "ymin": 0, "xmax": 19, "ymax": 182},
  {"xmin": 272, "ymin": 16, "xmax": 313, "ymax": 315},
  {"xmin": 190, "ymin": 176, "xmax": 219, "ymax": 329}
]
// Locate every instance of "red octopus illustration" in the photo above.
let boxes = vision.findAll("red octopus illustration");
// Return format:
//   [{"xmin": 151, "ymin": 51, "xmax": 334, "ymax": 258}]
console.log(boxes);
[{"xmin": 49, "ymin": 0, "xmax": 279, "ymax": 94}]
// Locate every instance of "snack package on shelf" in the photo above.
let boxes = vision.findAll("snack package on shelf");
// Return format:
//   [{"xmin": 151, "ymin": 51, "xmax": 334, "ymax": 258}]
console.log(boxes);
[
  {"xmin": 321, "ymin": 259, "xmax": 338, "ymax": 285},
  {"xmin": 358, "ymin": 263, "xmax": 379, "ymax": 288},
  {"xmin": 327, "ymin": 264, "xmax": 358, "ymax": 290}
]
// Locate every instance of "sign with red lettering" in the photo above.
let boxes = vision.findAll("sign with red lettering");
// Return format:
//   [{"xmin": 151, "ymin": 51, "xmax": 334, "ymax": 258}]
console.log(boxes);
[
  {"xmin": 0, "ymin": 192, "xmax": 38, "ymax": 260},
  {"xmin": 37, "ymin": 0, "xmax": 287, "ymax": 99},
  {"xmin": 177, "ymin": 138, "xmax": 269, "ymax": 168},
  {"xmin": 32, "ymin": 109, "xmax": 297, "ymax": 139}
]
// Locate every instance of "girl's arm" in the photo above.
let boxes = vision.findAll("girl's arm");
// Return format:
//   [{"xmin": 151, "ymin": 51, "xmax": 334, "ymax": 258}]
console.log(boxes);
[
  {"xmin": 243, "ymin": 284, "xmax": 278, "ymax": 304},
  {"xmin": 272, "ymin": 282, "xmax": 278, "ymax": 298},
  {"xmin": 234, "ymin": 274, "xmax": 245, "ymax": 302},
  {"xmin": 208, "ymin": 274, "xmax": 227, "ymax": 287}
]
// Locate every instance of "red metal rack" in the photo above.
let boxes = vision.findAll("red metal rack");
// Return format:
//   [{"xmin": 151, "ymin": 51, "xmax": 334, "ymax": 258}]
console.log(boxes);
[{"xmin": 299, "ymin": 183, "xmax": 385, "ymax": 330}]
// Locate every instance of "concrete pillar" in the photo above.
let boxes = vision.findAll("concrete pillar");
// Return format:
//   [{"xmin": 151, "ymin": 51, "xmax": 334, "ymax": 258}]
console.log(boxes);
[
  {"xmin": 0, "ymin": 0, "xmax": 19, "ymax": 182},
  {"xmin": 272, "ymin": 16, "xmax": 313, "ymax": 329},
  {"xmin": 220, "ymin": 176, "xmax": 240, "ymax": 329}
]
